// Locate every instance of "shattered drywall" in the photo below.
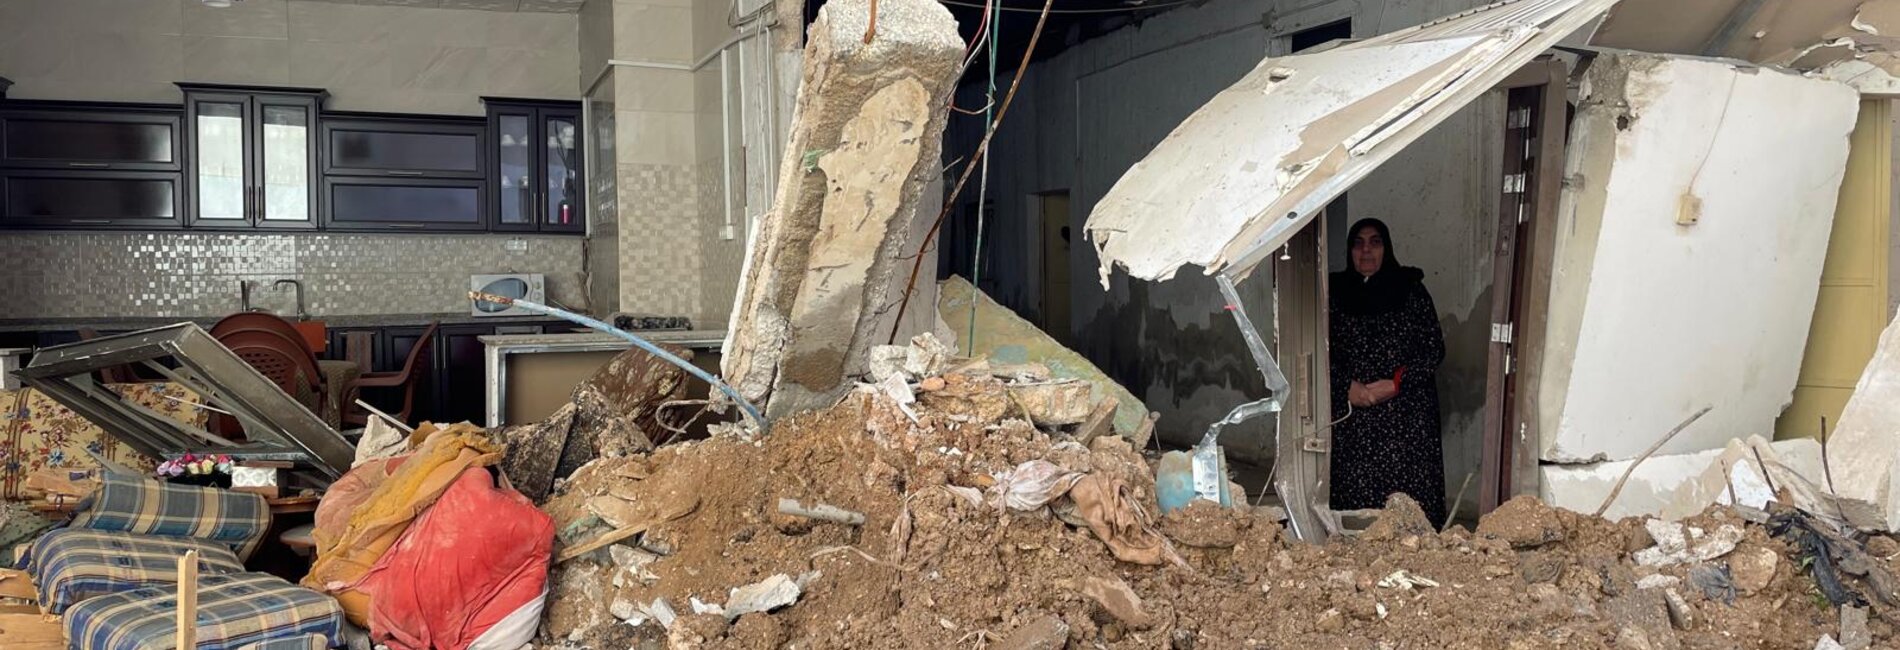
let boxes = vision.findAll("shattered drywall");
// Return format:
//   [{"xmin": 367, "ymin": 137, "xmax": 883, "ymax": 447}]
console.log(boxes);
[
  {"xmin": 720, "ymin": 0, "xmax": 965, "ymax": 419},
  {"xmin": 1536, "ymin": 53, "xmax": 1859, "ymax": 464}
]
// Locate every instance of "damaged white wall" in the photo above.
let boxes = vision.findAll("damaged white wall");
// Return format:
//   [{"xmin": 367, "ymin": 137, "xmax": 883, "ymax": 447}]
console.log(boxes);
[
  {"xmin": 1537, "ymin": 52, "xmax": 1860, "ymax": 465},
  {"xmin": 942, "ymin": 0, "xmax": 1500, "ymax": 485}
]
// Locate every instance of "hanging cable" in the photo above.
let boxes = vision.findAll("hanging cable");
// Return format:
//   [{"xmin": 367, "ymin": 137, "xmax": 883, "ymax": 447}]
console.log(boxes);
[
  {"xmin": 886, "ymin": 0, "xmax": 1056, "ymax": 344},
  {"xmin": 966, "ymin": 0, "xmax": 1001, "ymax": 349}
]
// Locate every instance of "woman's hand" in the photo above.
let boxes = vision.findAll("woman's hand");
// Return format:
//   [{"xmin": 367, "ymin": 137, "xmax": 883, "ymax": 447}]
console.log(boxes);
[
  {"xmin": 1365, "ymin": 379, "xmax": 1399, "ymax": 405},
  {"xmin": 1348, "ymin": 381, "xmax": 1375, "ymax": 408}
]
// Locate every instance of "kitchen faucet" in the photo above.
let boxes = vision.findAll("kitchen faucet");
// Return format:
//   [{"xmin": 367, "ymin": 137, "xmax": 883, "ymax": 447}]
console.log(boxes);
[{"xmin": 274, "ymin": 279, "xmax": 308, "ymax": 321}]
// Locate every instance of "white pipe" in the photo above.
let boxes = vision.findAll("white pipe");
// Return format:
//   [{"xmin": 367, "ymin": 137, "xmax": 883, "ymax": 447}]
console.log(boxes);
[
  {"xmin": 582, "ymin": 18, "xmax": 773, "ymax": 104},
  {"xmin": 720, "ymin": 49, "xmax": 736, "ymax": 239},
  {"xmin": 739, "ymin": 33, "xmax": 751, "ymax": 229}
]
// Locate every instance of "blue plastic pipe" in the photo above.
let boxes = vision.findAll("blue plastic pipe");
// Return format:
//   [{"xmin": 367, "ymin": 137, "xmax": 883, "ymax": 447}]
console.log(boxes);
[{"xmin": 468, "ymin": 291, "xmax": 768, "ymax": 433}]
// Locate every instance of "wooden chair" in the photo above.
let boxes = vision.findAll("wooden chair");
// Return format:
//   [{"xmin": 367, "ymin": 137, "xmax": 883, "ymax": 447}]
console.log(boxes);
[{"xmin": 343, "ymin": 321, "xmax": 438, "ymax": 427}]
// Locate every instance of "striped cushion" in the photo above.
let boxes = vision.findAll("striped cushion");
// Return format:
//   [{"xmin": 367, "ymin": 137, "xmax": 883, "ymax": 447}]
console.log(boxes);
[
  {"xmin": 65, "ymin": 572, "xmax": 343, "ymax": 650},
  {"xmin": 23, "ymin": 528, "xmax": 247, "ymax": 614},
  {"xmin": 68, "ymin": 472, "xmax": 271, "ymax": 560},
  {"xmin": 238, "ymin": 634, "xmax": 330, "ymax": 650}
]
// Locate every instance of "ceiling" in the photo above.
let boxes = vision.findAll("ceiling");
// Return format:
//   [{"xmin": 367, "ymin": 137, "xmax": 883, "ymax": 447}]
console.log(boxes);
[{"xmin": 289, "ymin": 0, "xmax": 585, "ymax": 13}]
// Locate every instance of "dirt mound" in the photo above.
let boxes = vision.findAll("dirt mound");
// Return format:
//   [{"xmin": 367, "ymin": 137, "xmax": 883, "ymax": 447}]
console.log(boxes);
[{"xmin": 532, "ymin": 378, "xmax": 1893, "ymax": 649}]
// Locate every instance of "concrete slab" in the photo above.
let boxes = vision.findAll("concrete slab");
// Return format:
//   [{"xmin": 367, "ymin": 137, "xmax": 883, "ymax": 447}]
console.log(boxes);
[
  {"xmin": 719, "ymin": 0, "xmax": 964, "ymax": 419},
  {"xmin": 1536, "ymin": 53, "xmax": 1859, "ymax": 463},
  {"xmin": 1820, "ymin": 310, "xmax": 1900, "ymax": 529},
  {"xmin": 1541, "ymin": 436, "xmax": 1825, "ymax": 521}
]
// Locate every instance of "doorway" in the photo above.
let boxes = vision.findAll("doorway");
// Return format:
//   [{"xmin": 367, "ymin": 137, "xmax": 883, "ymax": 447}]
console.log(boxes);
[
  {"xmin": 1478, "ymin": 59, "xmax": 1568, "ymax": 514},
  {"xmin": 1037, "ymin": 192, "xmax": 1073, "ymax": 343}
]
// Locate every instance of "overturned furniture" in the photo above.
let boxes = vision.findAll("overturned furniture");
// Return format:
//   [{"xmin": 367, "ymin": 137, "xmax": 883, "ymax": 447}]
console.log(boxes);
[{"xmin": 12, "ymin": 323, "xmax": 354, "ymax": 483}]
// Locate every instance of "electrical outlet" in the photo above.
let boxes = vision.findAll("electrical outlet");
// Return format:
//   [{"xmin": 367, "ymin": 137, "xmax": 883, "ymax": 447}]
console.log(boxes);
[
  {"xmin": 719, "ymin": 224, "xmax": 737, "ymax": 241},
  {"xmin": 504, "ymin": 238, "xmax": 529, "ymax": 252}
]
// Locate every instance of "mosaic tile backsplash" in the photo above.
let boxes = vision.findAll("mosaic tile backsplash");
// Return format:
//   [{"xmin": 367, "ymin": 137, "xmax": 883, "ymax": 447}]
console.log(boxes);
[{"xmin": 0, "ymin": 232, "xmax": 587, "ymax": 319}]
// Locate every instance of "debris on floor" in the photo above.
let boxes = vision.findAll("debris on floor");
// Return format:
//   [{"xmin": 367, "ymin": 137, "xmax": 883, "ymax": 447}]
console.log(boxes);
[{"xmin": 525, "ymin": 335, "xmax": 1896, "ymax": 648}]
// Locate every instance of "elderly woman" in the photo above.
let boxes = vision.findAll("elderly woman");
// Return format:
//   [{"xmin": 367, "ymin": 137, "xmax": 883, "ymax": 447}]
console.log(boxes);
[{"xmin": 1328, "ymin": 218, "xmax": 1448, "ymax": 525}]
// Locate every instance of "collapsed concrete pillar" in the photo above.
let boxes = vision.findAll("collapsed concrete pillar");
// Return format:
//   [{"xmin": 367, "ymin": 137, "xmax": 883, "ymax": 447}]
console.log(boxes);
[{"xmin": 721, "ymin": 0, "xmax": 964, "ymax": 418}]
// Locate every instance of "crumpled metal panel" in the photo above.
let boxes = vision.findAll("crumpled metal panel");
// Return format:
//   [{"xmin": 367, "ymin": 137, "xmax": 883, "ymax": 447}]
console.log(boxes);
[
  {"xmin": 13, "ymin": 324, "xmax": 352, "ymax": 481},
  {"xmin": 1083, "ymin": 0, "xmax": 1618, "ymax": 284}
]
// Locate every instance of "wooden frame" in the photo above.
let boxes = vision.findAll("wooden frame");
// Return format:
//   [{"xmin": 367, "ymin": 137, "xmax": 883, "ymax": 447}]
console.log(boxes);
[
  {"xmin": 1276, "ymin": 213, "xmax": 1331, "ymax": 541},
  {"xmin": 1478, "ymin": 57, "xmax": 1568, "ymax": 512}
]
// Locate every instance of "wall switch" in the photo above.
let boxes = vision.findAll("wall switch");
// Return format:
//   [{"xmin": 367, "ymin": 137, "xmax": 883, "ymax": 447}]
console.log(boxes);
[
  {"xmin": 718, "ymin": 224, "xmax": 737, "ymax": 241},
  {"xmin": 504, "ymin": 238, "xmax": 529, "ymax": 252}
]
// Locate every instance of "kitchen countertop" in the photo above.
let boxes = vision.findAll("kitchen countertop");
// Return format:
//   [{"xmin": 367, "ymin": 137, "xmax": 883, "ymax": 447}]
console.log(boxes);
[
  {"xmin": 479, "ymin": 330, "xmax": 727, "ymax": 349},
  {"xmin": 0, "ymin": 313, "xmax": 573, "ymax": 333}
]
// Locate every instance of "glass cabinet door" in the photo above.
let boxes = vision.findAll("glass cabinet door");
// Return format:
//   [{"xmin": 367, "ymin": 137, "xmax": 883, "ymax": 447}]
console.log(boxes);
[
  {"xmin": 542, "ymin": 111, "xmax": 582, "ymax": 231},
  {"xmin": 495, "ymin": 112, "xmax": 534, "ymax": 227},
  {"xmin": 258, "ymin": 100, "xmax": 314, "ymax": 224},
  {"xmin": 191, "ymin": 98, "xmax": 248, "ymax": 223}
]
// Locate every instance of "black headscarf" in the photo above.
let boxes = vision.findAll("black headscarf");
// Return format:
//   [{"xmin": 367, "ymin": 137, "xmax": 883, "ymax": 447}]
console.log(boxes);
[{"xmin": 1331, "ymin": 218, "xmax": 1424, "ymax": 316}]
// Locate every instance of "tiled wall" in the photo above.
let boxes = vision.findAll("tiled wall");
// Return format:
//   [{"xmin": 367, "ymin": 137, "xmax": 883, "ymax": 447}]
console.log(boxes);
[
  {"xmin": 0, "ymin": 0, "xmax": 579, "ymax": 116},
  {"xmin": 0, "ymin": 232, "xmax": 586, "ymax": 318},
  {"xmin": 616, "ymin": 162, "xmax": 704, "ymax": 320}
]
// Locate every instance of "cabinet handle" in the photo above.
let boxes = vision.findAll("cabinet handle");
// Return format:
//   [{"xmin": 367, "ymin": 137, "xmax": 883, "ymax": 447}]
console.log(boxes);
[
  {"xmin": 70, "ymin": 219, "xmax": 112, "ymax": 225},
  {"xmin": 386, "ymin": 170, "xmax": 427, "ymax": 177},
  {"xmin": 387, "ymin": 223, "xmax": 426, "ymax": 229},
  {"xmin": 67, "ymin": 162, "xmax": 110, "ymax": 169}
]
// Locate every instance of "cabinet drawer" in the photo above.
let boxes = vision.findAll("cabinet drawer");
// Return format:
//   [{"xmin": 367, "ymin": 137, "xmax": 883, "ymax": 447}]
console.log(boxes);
[
  {"xmin": 322, "ymin": 119, "xmax": 485, "ymax": 178},
  {"xmin": 323, "ymin": 177, "xmax": 485, "ymax": 231},
  {"xmin": 0, "ymin": 110, "xmax": 181, "ymax": 171},
  {"xmin": 1, "ymin": 171, "xmax": 183, "ymax": 229}
]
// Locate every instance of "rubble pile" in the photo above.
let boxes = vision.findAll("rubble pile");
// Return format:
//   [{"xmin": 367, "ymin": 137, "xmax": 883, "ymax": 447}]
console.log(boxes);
[{"xmin": 530, "ymin": 354, "xmax": 1899, "ymax": 649}]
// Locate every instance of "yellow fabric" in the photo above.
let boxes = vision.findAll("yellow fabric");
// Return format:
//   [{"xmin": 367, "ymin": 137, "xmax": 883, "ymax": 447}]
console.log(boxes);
[
  {"xmin": 2, "ymin": 384, "xmax": 196, "ymax": 501},
  {"xmin": 301, "ymin": 422, "xmax": 500, "ymax": 626}
]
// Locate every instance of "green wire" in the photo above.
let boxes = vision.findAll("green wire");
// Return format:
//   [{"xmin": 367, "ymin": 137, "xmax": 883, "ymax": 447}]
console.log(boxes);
[{"xmin": 967, "ymin": 1, "xmax": 999, "ymax": 351}]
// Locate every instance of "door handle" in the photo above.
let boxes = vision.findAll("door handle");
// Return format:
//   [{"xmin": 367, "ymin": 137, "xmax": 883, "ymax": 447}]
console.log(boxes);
[
  {"xmin": 387, "ymin": 223, "xmax": 426, "ymax": 229},
  {"xmin": 386, "ymin": 170, "xmax": 427, "ymax": 177},
  {"xmin": 70, "ymin": 219, "xmax": 112, "ymax": 225},
  {"xmin": 67, "ymin": 162, "xmax": 111, "ymax": 169}
]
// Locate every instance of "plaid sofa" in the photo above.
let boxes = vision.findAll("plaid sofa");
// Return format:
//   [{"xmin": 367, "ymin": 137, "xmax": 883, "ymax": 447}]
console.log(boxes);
[
  {"xmin": 65, "ymin": 572, "xmax": 343, "ymax": 650},
  {"xmin": 23, "ymin": 528, "xmax": 249, "ymax": 614},
  {"xmin": 67, "ymin": 472, "xmax": 271, "ymax": 560}
]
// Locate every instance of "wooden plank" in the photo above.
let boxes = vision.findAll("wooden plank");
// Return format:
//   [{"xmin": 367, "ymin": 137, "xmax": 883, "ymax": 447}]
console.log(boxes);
[
  {"xmin": 555, "ymin": 522, "xmax": 652, "ymax": 564},
  {"xmin": 0, "ymin": 612, "xmax": 65, "ymax": 646},
  {"xmin": 1509, "ymin": 60, "xmax": 1571, "ymax": 502},
  {"xmin": 176, "ymin": 551, "xmax": 198, "ymax": 650},
  {"xmin": 0, "ymin": 569, "xmax": 36, "ymax": 600}
]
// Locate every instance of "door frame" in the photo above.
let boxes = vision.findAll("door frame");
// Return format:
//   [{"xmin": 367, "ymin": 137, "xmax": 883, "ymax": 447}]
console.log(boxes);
[{"xmin": 1478, "ymin": 57, "xmax": 1569, "ymax": 513}]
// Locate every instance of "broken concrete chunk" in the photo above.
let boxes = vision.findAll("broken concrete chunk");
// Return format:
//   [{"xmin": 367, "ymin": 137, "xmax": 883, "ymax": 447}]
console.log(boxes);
[
  {"xmin": 939, "ymin": 276, "xmax": 1150, "ymax": 447},
  {"xmin": 1634, "ymin": 519, "xmax": 1742, "ymax": 567},
  {"xmin": 610, "ymin": 598, "xmax": 638, "ymax": 621},
  {"xmin": 992, "ymin": 614, "xmax": 1070, "ymax": 650},
  {"xmin": 1817, "ymin": 635, "xmax": 1847, "ymax": 650},
  {"xmin": 725, "ymin": 574, "xmax": 802, "ymax": 621},
  {"xmin": 1729, "ymin": 546, "xmax": 1779, "ymax": 593},
  {"xmin": 1474, "ymin": 496, "xmax": 1565, "ymax": 549},
  {"xmin": 1635, "ymin": 574, "xmax": 1680, "ymax": 590},
  {"xmin": 1840, "ymin": 605, "xmax": 1872, "ymax": 650},
  {"xmin": 1079, "ymin": 576, "xmax": 1151, "ymax": 629},
  {"xmin": 1661, "ymin": 588, "xmax": 1693, "ymax": 630},
  {"xmin": 1007, "ymin": 381, "xmax": 1094, "ymax": 427},
  {"xmin": 867, "ymin": 345, "xmax": 911, "ymax": 383},
  {"xmin": 720, "ymin": 0, "xmax": 966, "ymax": 419}
]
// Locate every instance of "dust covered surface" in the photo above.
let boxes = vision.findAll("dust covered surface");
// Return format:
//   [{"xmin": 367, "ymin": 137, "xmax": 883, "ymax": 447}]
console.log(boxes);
[{"xmin": 533, "ymin": 378, "xmax": 1892, "ymax": 649}]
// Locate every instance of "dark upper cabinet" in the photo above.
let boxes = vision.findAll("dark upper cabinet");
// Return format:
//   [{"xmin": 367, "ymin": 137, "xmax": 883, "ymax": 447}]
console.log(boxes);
[
  {"xmin": 322, "ymin": 118, "xmax": 485, "ymax": 179},
  {"xmin": 0, "ymin": 170, "xmax": 183, "ymax": 229},
  {"xmin": 181, "ymin": 84, "xmax": 323, "ymax": 230},
  {"xmin": 319, "ymin": 114, "xmax": 488, "ymax": 232},
  {"xmin": 0, "ymin": 109, "xmax": 182, "ymax": 171},
  {"xmin": 485, "ymin": 99, "xmax": 584, "ymax": 234},
  {"xmin": 0, "ymin": 102, "xmax": 185, "ymax": 228}
]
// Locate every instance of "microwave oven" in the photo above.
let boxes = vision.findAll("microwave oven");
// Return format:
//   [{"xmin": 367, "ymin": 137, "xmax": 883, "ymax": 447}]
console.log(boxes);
[{"xmin": 470, "ymin": 274, "xmax": 545, "ymax": 317}]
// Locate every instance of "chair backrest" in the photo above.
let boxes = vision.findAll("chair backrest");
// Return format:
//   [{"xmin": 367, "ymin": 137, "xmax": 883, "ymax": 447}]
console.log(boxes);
[
  {"xmin": 211, "ymin": 313, "xmax": 308, "ymax": 347},
  {"xmin": 395, "ymin": 321, "xmax": 440, "ymax": 381},
  {"xmin": 216, "ymin": 330, "xmax": 322, "ymax": 409}
]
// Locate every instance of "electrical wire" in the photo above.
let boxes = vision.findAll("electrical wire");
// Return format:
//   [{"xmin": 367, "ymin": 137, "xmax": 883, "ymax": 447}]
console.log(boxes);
[
  {"xmin": 938, "ymin": 0, "xmax": 1198, "ymax": 14},
  {"xmin": 886, "ymin": 0, "xmax": 1056, "ymax": 344},
  {"xmin": 966, "ymin": 0, "xmax": 1001, "ymax": 349}
]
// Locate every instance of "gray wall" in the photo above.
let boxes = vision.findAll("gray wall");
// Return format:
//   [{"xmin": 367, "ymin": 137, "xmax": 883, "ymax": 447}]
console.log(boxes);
[
  {"xmin": 0, "ymin": 0, "xmax": 580, "ymax": 115},
  {"xmin": 942, "ymin": 0, "xmax": 1501, "ymax": 501}
]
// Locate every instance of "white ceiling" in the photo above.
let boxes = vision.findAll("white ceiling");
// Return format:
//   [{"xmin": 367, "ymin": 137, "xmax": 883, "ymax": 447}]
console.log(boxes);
[{"xmin": 290, "ymin": 0, "xmax": 585, "ymax": 13}]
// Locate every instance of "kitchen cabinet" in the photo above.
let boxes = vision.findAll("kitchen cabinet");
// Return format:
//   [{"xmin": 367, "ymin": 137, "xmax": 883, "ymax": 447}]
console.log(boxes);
[
  {"xmin": 320, "ymin": 115, "xmax": 488, "ymax": 232},
  {"xmin": 485, "ymin": 99, "xmax": 584, "ymax": 234},
  {"xmin": 0, "ymin": 102, "xmax": 185, "ymax": 228},
  {"xmin": 0, "ymin": 107, "xmax": 182, "ymax": 171},
  {"xmin": 180, "ymin": 84, "xmax": 323, "ymax": 230}
]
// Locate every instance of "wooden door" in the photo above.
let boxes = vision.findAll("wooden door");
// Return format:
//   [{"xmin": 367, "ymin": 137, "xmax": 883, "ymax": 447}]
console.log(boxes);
[{"xmin": 1777, "ymin": 100, "xmax": 1893, "ymax": 440}]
